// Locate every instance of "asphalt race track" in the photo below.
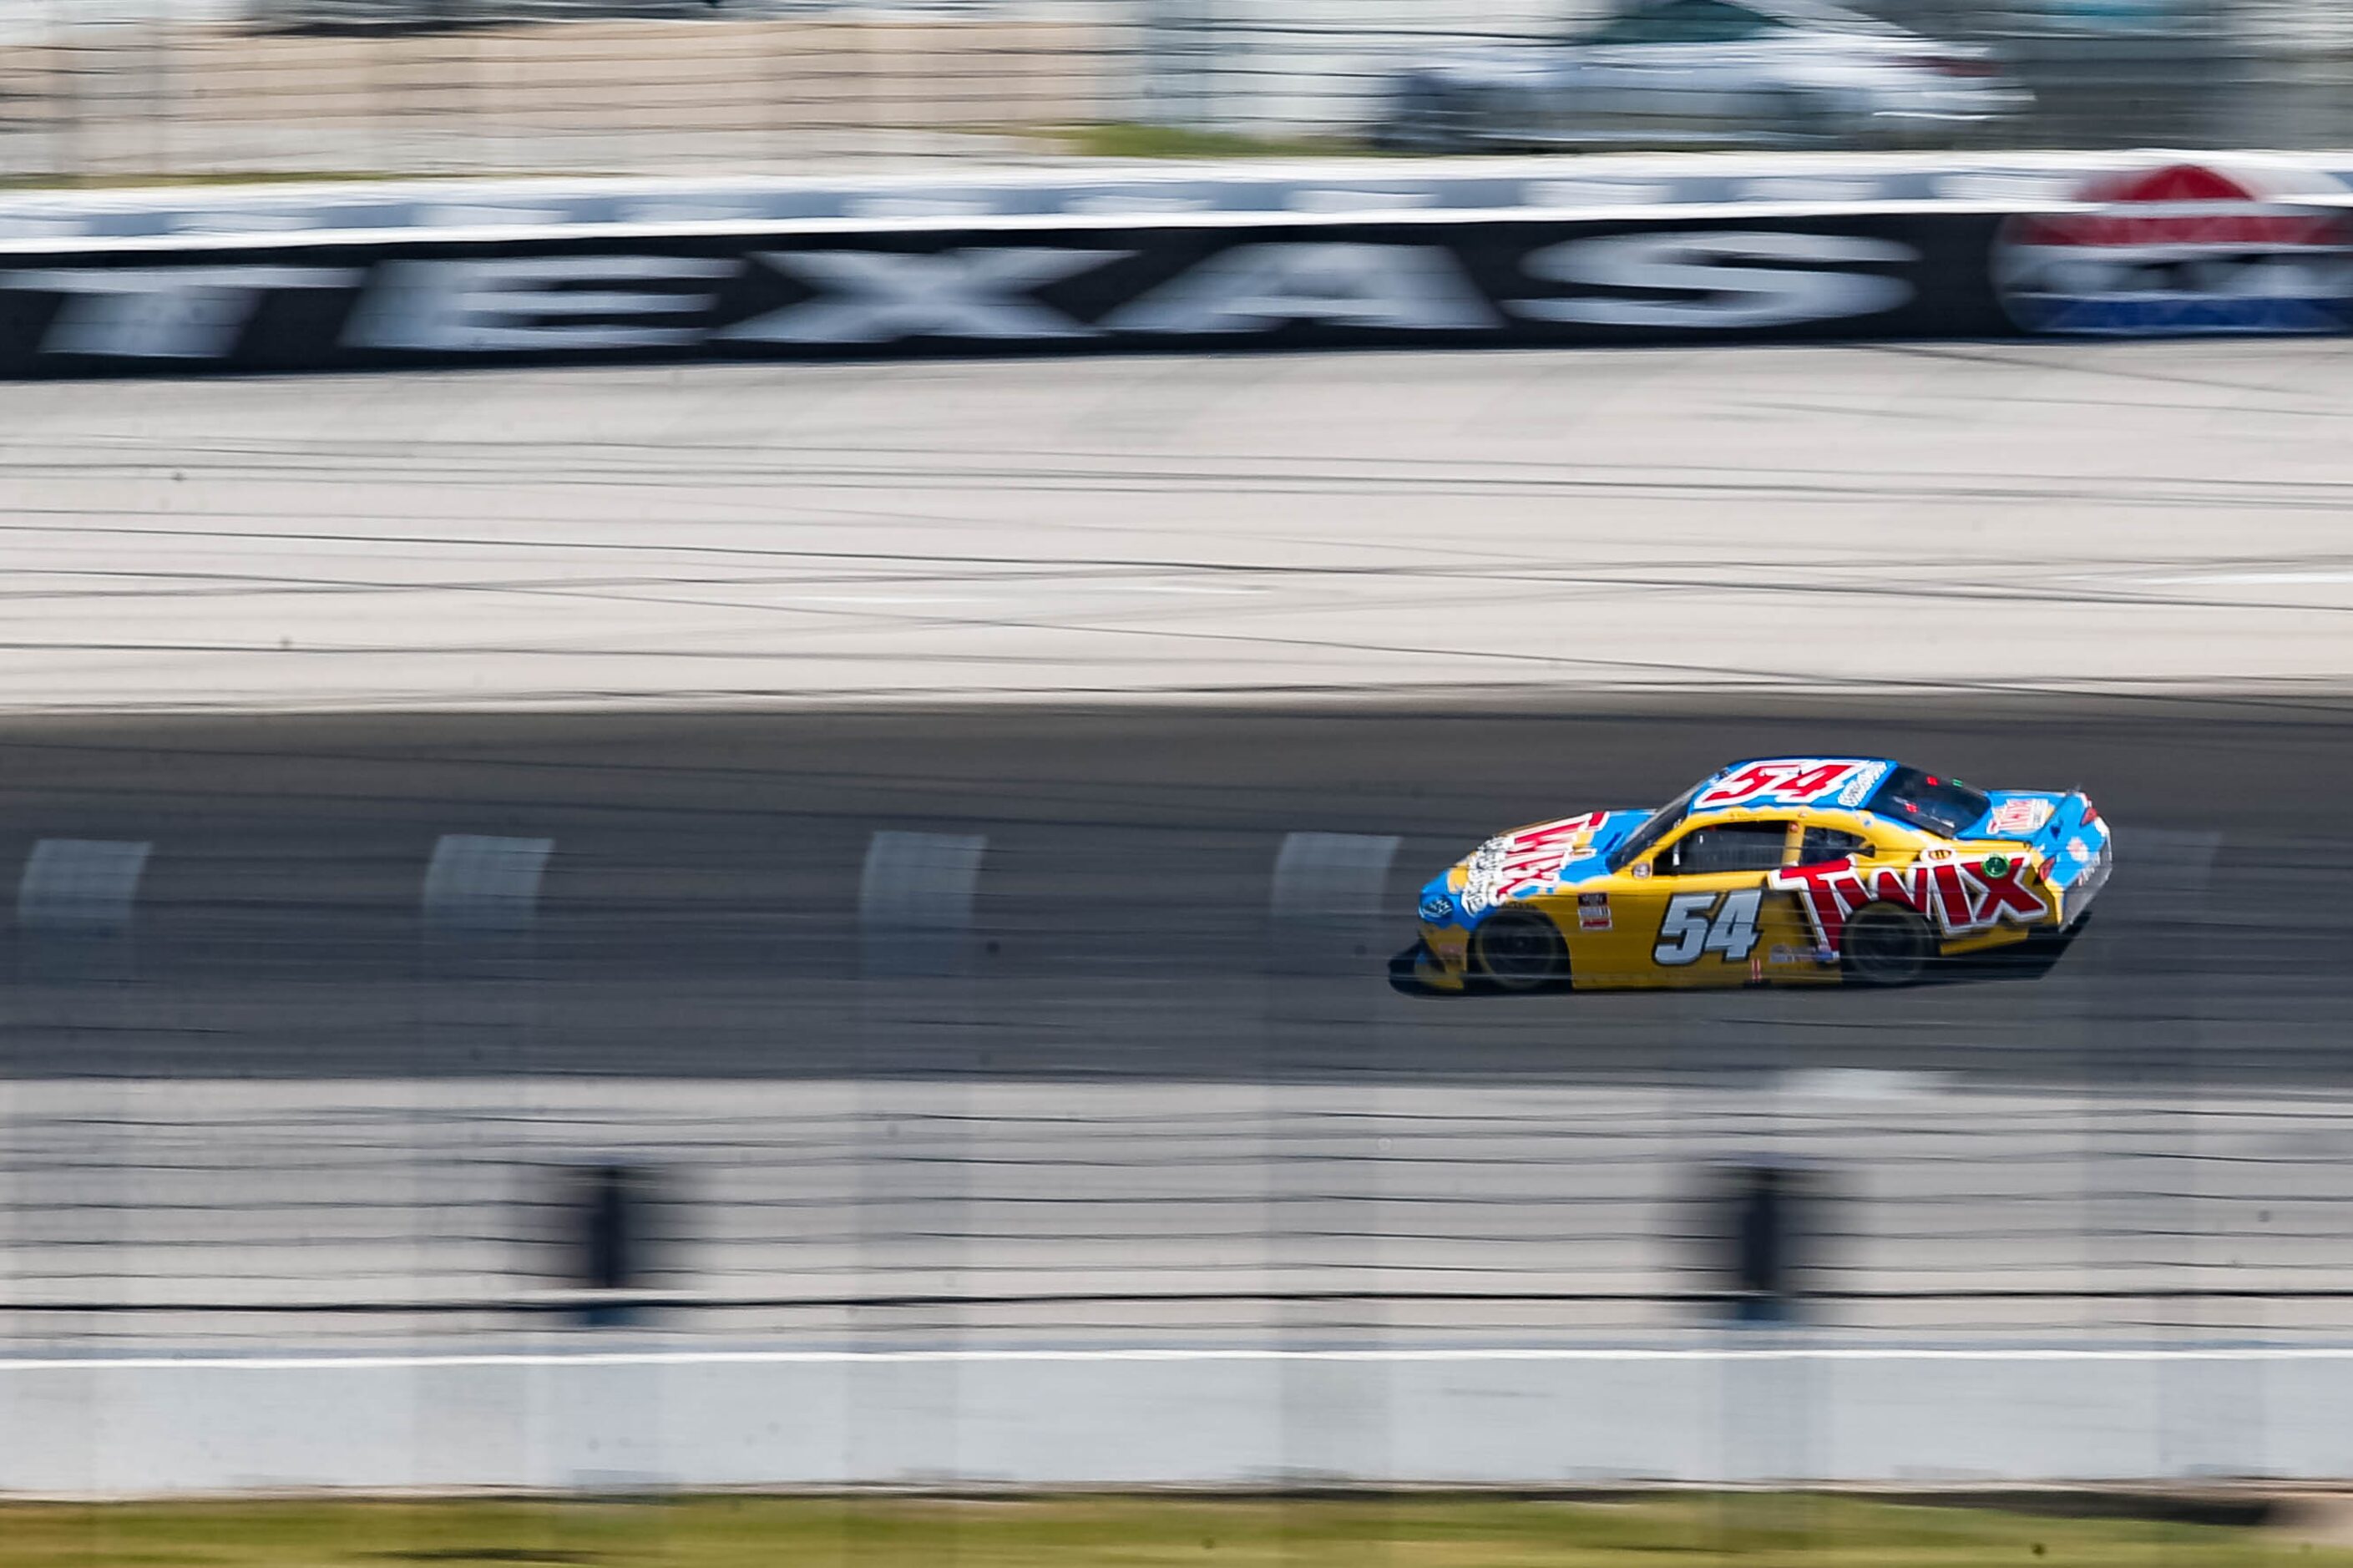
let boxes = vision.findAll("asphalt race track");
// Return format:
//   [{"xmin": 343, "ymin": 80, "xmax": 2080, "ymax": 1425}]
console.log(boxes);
[{"xmin": 0, "ymin": 695, "xmax": 2340, "ymax": 1088}]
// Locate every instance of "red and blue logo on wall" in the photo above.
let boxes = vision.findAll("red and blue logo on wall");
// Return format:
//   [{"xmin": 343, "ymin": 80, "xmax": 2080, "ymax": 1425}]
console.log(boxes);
[{"xmin": 1995, "ymin": 161, "xmax": 2353, "ymax": 337}]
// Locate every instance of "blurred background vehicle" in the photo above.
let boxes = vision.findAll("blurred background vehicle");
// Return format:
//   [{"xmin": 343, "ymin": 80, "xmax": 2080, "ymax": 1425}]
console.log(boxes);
[
  {"xmin": 1373, "ymin": 0, "xmax": 2030, "ymax": 153},
  {"xmin": 0, "ymin": 0, "xmax": 2345, "ymax": 180}
]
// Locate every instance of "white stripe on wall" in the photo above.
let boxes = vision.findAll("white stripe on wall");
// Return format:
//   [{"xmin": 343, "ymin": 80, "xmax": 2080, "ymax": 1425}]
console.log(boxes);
[
  {"xmin": 16, "ymin": 838, "xmax": 152, "ymax": 933},
  {"xmin": 422, "ymin": 834, "xmax": 554, "ymax": 933},
  {"xmin": 859, "ymin": 830, "xmax": 988, "ymax": 977}
]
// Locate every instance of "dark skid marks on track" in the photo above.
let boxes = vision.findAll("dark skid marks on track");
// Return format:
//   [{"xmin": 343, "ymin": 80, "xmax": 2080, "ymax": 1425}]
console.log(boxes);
[{"xmin": 0, "ymin": 695, "xmax": 2341, "ymax": 1087}]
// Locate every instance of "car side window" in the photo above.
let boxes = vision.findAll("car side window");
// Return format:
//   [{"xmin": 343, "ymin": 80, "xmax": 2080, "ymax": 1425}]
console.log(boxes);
[
  {"xmin": 1586, "ymin": 1, "xmax": 1698, "ymax": 45},
  {"xmin": 1685, "ymin": 2, "xmax": 1778, "ymax": 42},
  {"xmin": 1587, "ymin": 0, "xmax": 1776, "ymax": 45},
  {"xmin": 1667, "ymin": 822, "xmax": 1789, "ymax": 875},
  {"xmin": 1799, "ymin": 827, "xmax": 1870, "ymax": 866}
]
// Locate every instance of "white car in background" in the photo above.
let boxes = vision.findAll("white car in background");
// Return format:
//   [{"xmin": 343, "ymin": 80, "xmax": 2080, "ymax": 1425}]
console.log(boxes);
[{"xmin": 1375, "ymin": 0, "xmax": 2031, "ymax": 151}]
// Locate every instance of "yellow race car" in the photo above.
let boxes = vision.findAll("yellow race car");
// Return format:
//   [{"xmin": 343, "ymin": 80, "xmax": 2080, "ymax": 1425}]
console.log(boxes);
[{"xmin": 1391, "ymin": 756, "xmax": 2111, "ymax": 996}]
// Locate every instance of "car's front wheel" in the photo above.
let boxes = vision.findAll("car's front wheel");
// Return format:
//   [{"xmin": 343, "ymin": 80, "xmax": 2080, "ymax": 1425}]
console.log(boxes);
[
  {"xmin": 1470, "ymin": 908, "xmax": 1571, "ymax": 993},
  {"xmin": 1841, "ymin": 903, "xmax": 1934, "ymax": 986}
]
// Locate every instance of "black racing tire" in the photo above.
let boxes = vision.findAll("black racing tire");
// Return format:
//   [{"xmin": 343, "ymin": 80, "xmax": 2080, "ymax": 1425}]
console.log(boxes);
[
  {"xmin": 1841, "ymin": 902, "xmax": 1935, "ymax": 987},
  {"xmin": 1470, "ymin": 908, "xmax": 1571, "ymax": 994}
]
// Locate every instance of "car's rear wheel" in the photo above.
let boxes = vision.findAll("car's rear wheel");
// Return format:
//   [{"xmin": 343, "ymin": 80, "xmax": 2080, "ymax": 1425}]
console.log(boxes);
[
  {"xmin": 1842, "ymin": 903, "xmax": 1934, "ymax": 987},
  {"xmin": 1470, "ymin": 908, "xmax": 1571, "ymax": 993}
]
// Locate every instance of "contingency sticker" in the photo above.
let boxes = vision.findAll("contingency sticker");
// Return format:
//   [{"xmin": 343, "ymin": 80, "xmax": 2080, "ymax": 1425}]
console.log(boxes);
[{"xmin": 1987, "ymin": 797, "xmax": 2056, "ymax": 836}]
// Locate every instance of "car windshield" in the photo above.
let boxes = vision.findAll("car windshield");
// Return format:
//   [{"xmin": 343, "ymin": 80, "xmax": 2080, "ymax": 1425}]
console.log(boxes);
[
  {"xmin": 1865, "ymin": 766, "xmax": 1991, "ymax": 838},
  {"xmin": 1607, "ymin": 781, "xmax": 1703, "ymax": 871}
]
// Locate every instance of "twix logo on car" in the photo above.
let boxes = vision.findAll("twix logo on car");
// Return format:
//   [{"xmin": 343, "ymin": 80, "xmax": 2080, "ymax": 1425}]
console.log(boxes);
[
  {"xmin": 1769, "ymin": 856, "xmax": 2051, "ymax": 959},
  {"xmin": 1461, "ymin": 812, "xmax": 1610, "ymax": 914}
]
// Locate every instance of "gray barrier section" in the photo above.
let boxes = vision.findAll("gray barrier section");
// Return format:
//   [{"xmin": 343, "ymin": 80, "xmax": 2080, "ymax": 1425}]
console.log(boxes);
[{"xmin": 8, "ymin": 1344, "xmax": 2353, "ymax": 1493}]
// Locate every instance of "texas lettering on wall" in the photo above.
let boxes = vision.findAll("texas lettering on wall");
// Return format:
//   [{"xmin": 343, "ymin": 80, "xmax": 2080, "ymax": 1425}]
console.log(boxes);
[{"xmin": 0, "ymin": 212, "xmax": 1990, "ymax": 374}]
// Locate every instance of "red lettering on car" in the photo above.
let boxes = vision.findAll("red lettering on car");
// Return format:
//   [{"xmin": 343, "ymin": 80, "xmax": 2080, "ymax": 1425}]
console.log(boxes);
[{"xmin": 1770, "ymin": 856, "xmax": 2052, "ymax": 959}]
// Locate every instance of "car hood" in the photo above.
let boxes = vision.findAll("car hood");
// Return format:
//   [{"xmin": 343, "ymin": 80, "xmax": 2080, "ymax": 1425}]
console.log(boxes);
[{"xmin": 1417, "ymin": 809, "xmax": 1651, "ymax": 928}]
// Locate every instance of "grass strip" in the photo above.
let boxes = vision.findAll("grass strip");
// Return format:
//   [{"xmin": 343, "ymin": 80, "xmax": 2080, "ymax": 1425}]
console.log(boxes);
[
  {"xmin": 0, "ymin": 1493, "xmax": 2340, "ymax": 1567},
  {"xmin": 1046, "ymin": 122, "xmax": 1364, "ymax": 159}
]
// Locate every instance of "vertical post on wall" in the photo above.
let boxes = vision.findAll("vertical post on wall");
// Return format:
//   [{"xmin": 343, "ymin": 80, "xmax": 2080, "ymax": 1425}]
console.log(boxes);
[
  {"xmin": 571, "ymin": 1162, "xmax": 660, "ymax": 1329},
  {"xmin": 1718, "ymin": 1160, "xmax": 1813, "ymax": 1327},
  {"xmin": 1712, "ymin": 1158, "xmax": 1824, "ymax": 1493}
]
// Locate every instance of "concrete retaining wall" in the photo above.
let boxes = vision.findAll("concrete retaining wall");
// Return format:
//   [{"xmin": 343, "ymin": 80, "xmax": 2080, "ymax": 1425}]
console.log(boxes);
[{"xmin": 5, "ymin": 1346, "xmax": 2350, "ymax": 1495}]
